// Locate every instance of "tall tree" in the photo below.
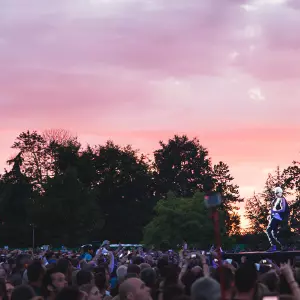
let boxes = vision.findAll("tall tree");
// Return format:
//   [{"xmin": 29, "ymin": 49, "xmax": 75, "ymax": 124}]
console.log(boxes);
[
  {"xmin": 0, "ymin": 154, "xmax": 34, "ymax": 246},
  {"xmin": 8, "ymin": 130, "xmax": 79, "ymax": 191},
  {"xmin": 283, "ymin": 161, "xmax": 300, "ymax": 230},
  {"xmin": 212, "ymin": 161, "xmax": 242, "ymax": 234},
  {"xmin": 91, "ymin": 141, "xmax": 156, "ymax": 243},
  {"xmin": 153, "ymin": 135, "xmax": 214, "ymax": 198},
  {"xmin": 8, "ymin": 131, "xmax": 52, "ymax": 190},
  {"xmin": 153, "ymin": 135, "xmax": 242, "ymax": 234},
  {"xmin": 31, "ymin": 167, "xmax": 104, "ymax": 246},
  {"xmin": 244, "ymin": 193, "xmax": 269, "ymax": 234},
  {"xmin": 50, "ymin": 139, "xmax": 81, "ymax": 175}
]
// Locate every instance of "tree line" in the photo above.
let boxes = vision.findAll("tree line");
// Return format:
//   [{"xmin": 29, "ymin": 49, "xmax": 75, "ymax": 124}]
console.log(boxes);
[{"xmin": 0, "ymin": 129, "xmax": 299, "ymax": 248}]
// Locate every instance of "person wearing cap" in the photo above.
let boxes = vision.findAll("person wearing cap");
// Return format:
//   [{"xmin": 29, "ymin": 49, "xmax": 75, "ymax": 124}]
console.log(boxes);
[
  {"xmin": 81, "ymin": 245, "xmax": 93, "ymax": 262},
  {"xmin": 95, "ymin": 241, "xmax": 114, "ymax": 274},
  {"xmin": 95, "ymin": 241, "xmax": 110, "ymax": 256}
]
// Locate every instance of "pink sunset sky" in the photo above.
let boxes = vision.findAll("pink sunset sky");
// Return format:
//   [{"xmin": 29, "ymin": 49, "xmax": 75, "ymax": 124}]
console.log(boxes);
[{"xmin": 1, "ymin": 0, "xmax": 300, "ymax": 227}]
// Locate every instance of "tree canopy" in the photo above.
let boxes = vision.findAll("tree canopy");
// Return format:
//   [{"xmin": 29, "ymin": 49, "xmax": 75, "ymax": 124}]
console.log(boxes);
[
  {"xmin": 2, "ymin": 130, "xmax": 299, "ymax": 248},
  {"xmin": 0, "ymin": 131, "xmax": 157, "ymax": 246},
  {"xmin": 143, "ymin": 191, "xmax": 234, "ymax": 249},
  {"xmin": 153, "ymin": 135, "xmax": 242, "ymax": 234}
]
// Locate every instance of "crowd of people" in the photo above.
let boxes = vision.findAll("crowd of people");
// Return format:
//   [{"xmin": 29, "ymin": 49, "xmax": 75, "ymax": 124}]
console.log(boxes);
[{"xmin": 0, "ymin": 241, "xmax": 300, "ymax": 300}]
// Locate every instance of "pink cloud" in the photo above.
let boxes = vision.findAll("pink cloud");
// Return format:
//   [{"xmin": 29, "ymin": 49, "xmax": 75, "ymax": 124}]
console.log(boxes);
[
  {"xmin": 1, "ymin": 0, "xmax": 300, "ymax": 81},
  {"xmin": 239, "ymin": 48, "xmax": 300, "ymax": 80},
  {"xmin": 0, "ymin": 0, "xmax": 242, "ymax": 77},
  {"xmin": 288, "ymin": 0, "xmax": 300, "ymax": 10},
  {"xmin": 233, "ymin": 1, "xmax": 300, "ymax": 80}
]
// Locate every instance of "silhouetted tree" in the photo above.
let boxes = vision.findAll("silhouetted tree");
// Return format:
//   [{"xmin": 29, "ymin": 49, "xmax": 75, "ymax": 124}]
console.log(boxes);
[
  {"xmin": 42, "ymin": 129, "xmax": 76, "ymax": 146},
  {"xmin": 212, "ymin": 161, "xmax": 242, "ymax": 234},
  {"xmin": 0, "ymin": 154, "xmax": 34, "ymax": 246},
  {"xmin": 153, "ymin": 135, "xmax": 242, "ymax": 234},
  {"xmin": 8, "ymin": 131, "xmax": 53, "ymax": 190},
  {"xmin": 283, "ymin": 161, "xmax": 300, "ymax": 231},
  {"xmin": 90, "ymin": 141, "xmax": 156, "ymax": 242},
  {"xmin": 31, "ymin": 167, "xmax": 104, "ymax": 246},
  {"xmin": 153, "ymin": 135, "xmax": 213, "ymax": 198}
]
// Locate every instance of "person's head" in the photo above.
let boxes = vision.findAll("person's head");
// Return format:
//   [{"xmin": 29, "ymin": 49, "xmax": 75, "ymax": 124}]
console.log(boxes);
[
  {"xmin": 11, "ymin": 285, "xmax": 35, "ymax": 300},
  {"xmin": 55, "ymin": 286, "xmax": 85, "ymax": 300},
  {"xmin": 94, "ymin": 265, "xmax": 109, "ymax": 283},
  {"xmin": 94, "ymin": 272, "xmax": 107, "ymax": 292},
  {"xmin": 235, "ymin": 263, "xmax": 258, "ymax": 295},
  {"xmin": 191, "ymin": 266, "xmax": 203, "ymax": 279},
  {"xmin": 139, "ymin": 263, "xmax": 151, "ymax": 272},
  {"xmin": 57, "ymin": 258, "xmax": 72, "ymax": 282},
  {"xmin": 15, "ymin": 254, "xmax": 32, "ymax": 271},
  {"xmin": 132, "ymin": 256, "xmax": 144, "ymax": 266},
  {"xmin": 101, "ymin": 241, "xmax": 110, "ymax": 251},
  {"xmin": 119, "ymin": 278, "xmax": 150, "ymax": 300},
  {"xmin": 77, "ymin": 270, "xmax": 94, "ymax": 286},
  {"xmin": 43, "ymin": 267, "xmax": 67, "ymax": 297},
  {"xmin": 157, "ymin": 257, "xmax": 168, "ymax": 276},
  {"xmin": 140, "ymin": 268, "xmax": 156, "ymax": 288},
  {"xmin": 213, "ymin": 266, "xmax": 234, "ymax": 292},
  {"xmin": 71, "ymin": 258, "xmax": 79, "ymax": 268},
  {"xmin": 82, "ymin": 263, "xmax": 95, "ymax": 274},
  {"xmin": 127, "ymin": 265, "xmax": 140, "ymax": 277},
  {"xmin": 116, "ymin": 265, "xmax": 128, "ymax": 282},
  {"xmin": 274, "ymin": 186, "xmax": 283, "ymax": 197},
  {"xmin": 181, "ymin": 270, "xmax": 198, "ymax": 296},
  {"xmin": 83, "ymin": 245, "xmax": 94, "ymax": 255},
  {"xmin": 27, "ymin": 261, "xmax": 45, "ymax": 285},
  {"xmin": 80, "ymin": 284, "xmax": 101, "ymax": 300},
  {"xmin": 191, "ymin": 277, "xmax": 220, "ymax": 300},
  {"xmin": 144, "ymin": 255, "xmax": 153, "ymax": 266},
  {"xmin": 5, "ymin": 281, "xmax": 14, "ymax": 300},
  {"xmin": 163, "ymin": 264, "xmax": 179, "ymax": 287},
  {"xmin": 163, "ymin": 284, "xmax": 184, "ymax": 300}
]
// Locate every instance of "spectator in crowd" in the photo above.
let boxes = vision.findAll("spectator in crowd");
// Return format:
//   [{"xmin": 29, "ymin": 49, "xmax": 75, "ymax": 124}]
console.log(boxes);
[
  {"xmin": 94, "ymin": 272, "xmax": 112, "ymax": 299},
  {"xmin": 119, "ymin": 278, "xmax": 150, "ymax": 300},
  {"xmin": 55, "ymin": 286, "xmax": 85, "ymax": 300},
  {"xmin": 80, "ymin": 284, "xmax": 102, "ymax": 300},
  {"xmin": 42, "ymin": 267, "xmax": 67, "ymax": 300},
  {"xmin": 5, "ymin": 281, "xmax": 14, "ymax": 300},
  {"xmin": 1, "ymin": 241, "xmax": 300, "ymax": 300},
  {"xmin": 191, "ymin": 277, "xmax": 220, "ymax": 300},
  {"xmin": 77, "ymin": 270, "xmax": 94, "ymax": 287},
  {"xmin": 11, "ymin": 285, "xmax": 35, "ymax": 300},
  {"xmin": 0, "ymin": 279, "xmax": 8, "ymax": 300},
  {"xmin": 27, "ymin": 260, "xmax": 45, "ymax": 296},
  {"xmin": 56, "ymin": 259, "xmax": 73, "ymax": 285}
]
